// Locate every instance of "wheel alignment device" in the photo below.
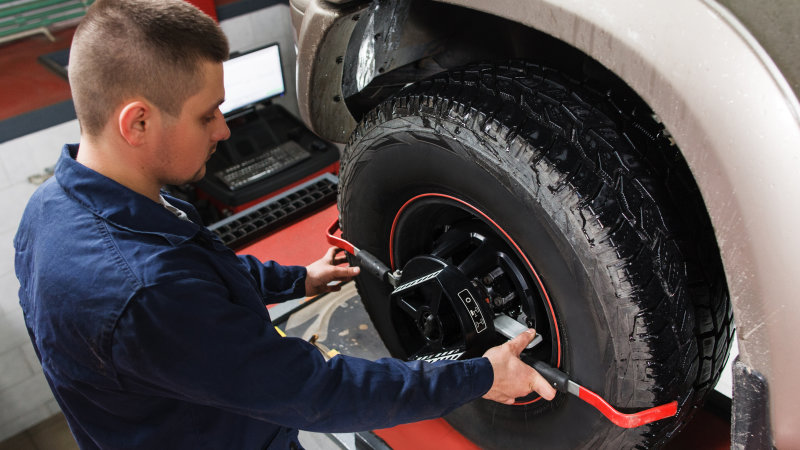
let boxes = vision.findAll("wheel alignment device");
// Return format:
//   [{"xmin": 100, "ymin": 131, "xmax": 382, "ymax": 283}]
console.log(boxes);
[{"xmin": 326, "ymin": 218, "xmax": 677, "ymax": 428}]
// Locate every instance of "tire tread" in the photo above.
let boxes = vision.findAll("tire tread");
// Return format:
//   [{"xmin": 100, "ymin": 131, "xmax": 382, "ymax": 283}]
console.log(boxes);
[{"xmin": 340, "ymin": 61, "xmax": 733, "ymax": 449}]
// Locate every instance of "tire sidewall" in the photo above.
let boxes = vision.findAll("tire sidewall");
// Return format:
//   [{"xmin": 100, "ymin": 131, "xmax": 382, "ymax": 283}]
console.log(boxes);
[{"xmin": 340, "ymin": 114, "xmax": 639, "ymax": 448}]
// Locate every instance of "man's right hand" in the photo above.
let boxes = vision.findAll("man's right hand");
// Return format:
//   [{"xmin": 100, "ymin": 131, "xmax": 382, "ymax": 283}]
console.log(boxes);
[{"xmin": 481, "ymin": 329, "xmax": 557, "ymax": 404}]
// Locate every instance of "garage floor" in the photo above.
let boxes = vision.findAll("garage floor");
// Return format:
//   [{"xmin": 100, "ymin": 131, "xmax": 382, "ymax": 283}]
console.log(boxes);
[{"xmin": 0, "ymin": 9, "xmax": 732, "ymax": 450}]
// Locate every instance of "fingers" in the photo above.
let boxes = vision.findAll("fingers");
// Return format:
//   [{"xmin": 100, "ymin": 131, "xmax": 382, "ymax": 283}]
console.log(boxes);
[
  {"xmin": 322, "ymin": 247, "xmax": 339, "ymax": 265},
  {"xmin": 328, "ymin": 258, "xmax": 359, "ymax": 275},
  {"xmin": 328, "ymin": 265, "xmax": 360, "ymax": 283},
  {"xmin": 305, "ymin": 248, "xmax": 361, "ymax": 296},
  {"xmin": 505, "ymin": 328, "xmax": 537, "ymax": 356},
  {"xmin": 324, "ymin": 246, "xmax": 350, "ymax": 264},
  {"xmin": 482, "ymin": 362, "xmax": 557, "ymax": 404},
  {"xmin": 481, "ymin": 328, "xmax": 557, "ymax": 404},
  {"xmin": 317, "ymin": 266, "xmax": 359, "ymax": 293},
  {"xmin": 323, "ymin": 247, "xmax": 360, "ymax": 281},
  {"xmin": 332, "ymin": 249, "xmax": 349, "ymax": 265},
  {"xmin": 531, "ymin": 369, "xmax": 557, "ymax": 400}
]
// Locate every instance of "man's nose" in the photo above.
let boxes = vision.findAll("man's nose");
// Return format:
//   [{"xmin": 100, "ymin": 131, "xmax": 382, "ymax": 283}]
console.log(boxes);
[{"xmin": 214, "ymin": 117, "xmax": 231, "ymax": 142}]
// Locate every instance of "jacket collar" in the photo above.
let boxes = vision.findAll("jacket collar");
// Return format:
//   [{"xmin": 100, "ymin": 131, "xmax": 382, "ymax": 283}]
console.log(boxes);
[{"xmin": 55, "ymin": 144, "xmax": 205, "ymax": 246}]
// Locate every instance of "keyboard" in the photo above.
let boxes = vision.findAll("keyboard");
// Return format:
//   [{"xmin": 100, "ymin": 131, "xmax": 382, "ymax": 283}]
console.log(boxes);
[
  {"xmin": 214, "ymin": 140, "xmax": 311, "ymax": 191},
  {"xmin": 208, "ymin": 174, "xmax": 338, "ymax": 249}
]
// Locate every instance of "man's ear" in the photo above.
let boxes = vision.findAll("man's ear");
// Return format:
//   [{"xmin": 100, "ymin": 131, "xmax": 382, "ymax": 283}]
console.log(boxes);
[{"xmin": 118, "ymin": 101, "xmax": 151, "ymax": 146}]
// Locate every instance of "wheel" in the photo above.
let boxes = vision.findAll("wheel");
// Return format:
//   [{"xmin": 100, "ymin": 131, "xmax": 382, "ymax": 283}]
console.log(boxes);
[{"xmin": 338, "ymin": 62, "xmax": 733, "ymax": 448}]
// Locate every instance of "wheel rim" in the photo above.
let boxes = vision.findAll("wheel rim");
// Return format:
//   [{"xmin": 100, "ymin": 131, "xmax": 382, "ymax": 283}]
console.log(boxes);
[{"xmin": 389, "ymin": 193, "xmax": 562, "ymax": 404}]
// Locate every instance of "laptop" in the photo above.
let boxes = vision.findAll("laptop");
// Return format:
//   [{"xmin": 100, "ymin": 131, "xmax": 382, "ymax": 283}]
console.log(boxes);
[
  {"xmin": 220, "ymin": 43, "xmax": 286, "ymax": 119},
  {"xmin": 211, "ymin": 43, "xmax": 311, "ymax": 192},
  {"xmin": 195, "ymin": 43, "xmax": 338, "ymax": 211}
]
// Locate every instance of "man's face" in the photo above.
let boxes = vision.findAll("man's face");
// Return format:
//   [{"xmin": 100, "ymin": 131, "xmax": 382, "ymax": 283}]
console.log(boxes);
[{"xmin": 153, "ymin": 60, "xmax": 230, "ymax": 185}]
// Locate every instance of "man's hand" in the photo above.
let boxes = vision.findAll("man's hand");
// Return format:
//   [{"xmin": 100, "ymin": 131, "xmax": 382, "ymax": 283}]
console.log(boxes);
[
  {"xmin": 305, "ymin": 247, "xmax": 360, "ymax": 296},
  {"xmin": 482, "ymin": 329, "xmax": 557, "ymax": 404}
]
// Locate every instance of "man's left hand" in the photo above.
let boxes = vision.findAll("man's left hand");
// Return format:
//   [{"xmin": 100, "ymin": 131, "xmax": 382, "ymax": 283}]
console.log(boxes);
[{"xmin": 305, "ymin": 247, "xmax": 360, "ymax": 296}]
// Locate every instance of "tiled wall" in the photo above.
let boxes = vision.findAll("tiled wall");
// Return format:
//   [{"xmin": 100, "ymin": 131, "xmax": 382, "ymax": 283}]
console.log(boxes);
[
  {"xmin": 0, "ymin": 120, "xmax": 79, "ymax": 441},
  {"xmin": 0, "ymin": 4, "xmax": 298, "ymax": 441}
]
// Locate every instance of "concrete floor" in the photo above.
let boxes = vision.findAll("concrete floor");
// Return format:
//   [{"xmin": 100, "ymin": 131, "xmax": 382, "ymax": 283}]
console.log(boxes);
[
  {"xmin": 0, "ymin": 412, "xmax": 357, "ymax": 450},
  {"xmin": 0, "ymin": 414, "xmax": 77, "ymax": 450},
  {"xmin": 0, "ymin": 413, "xmax": 351, "ymax": 450}
]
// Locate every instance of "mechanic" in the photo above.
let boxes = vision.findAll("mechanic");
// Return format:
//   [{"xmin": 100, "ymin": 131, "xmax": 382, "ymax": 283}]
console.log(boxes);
[{"xmin": 13, "ymin": 0, "xmax": 556, "ymax": 449}]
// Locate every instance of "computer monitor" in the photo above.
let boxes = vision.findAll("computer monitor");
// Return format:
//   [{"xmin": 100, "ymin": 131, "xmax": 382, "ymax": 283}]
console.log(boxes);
[{"xmin": 219, "ymin": 43, "xmax": 285, "ymax": 116}]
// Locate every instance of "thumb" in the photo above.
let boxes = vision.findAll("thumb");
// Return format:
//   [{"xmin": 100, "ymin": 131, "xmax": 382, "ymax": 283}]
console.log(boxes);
[
  {"xmin": 506, "ymin": 329, "xmax": 537, "ymax": 356},
  {"xmin": 324, "ymin": 246, "xmax": 339, "ymax": 262},
  {"xmin": 331, "ymin": 264, "xmax": 360, "ymax": 279}
]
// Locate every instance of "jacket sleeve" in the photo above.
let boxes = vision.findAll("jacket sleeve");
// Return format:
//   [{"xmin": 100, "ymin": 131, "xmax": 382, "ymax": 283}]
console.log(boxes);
[
  {"xmin": 160, "ymin": 193, "xmax": 307, "ymax": 303},
  {"xmin": 111, "ymin": 276, "xmax": 493, "ymax": 432},
  {"xmin": 237, "ymin": 254, "xmax": 307, "ymax": 303}
]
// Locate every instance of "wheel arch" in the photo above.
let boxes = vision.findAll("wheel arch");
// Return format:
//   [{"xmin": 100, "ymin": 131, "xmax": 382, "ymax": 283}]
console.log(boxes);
[{"xmin": 294, "ymin": 0, "xmax": 800, "ymax": 445}]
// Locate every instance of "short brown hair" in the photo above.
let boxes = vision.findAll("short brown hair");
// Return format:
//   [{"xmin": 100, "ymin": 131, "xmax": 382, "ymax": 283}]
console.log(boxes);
[{"xmin": 69, "ymin": 0, "xmax": 229, "ymax": 136}]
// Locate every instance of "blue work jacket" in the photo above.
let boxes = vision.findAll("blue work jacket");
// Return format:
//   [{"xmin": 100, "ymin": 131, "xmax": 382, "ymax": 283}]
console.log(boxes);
[{"xmin": 13, "ymin": 144, "xmax": 493, "ymax": 450}]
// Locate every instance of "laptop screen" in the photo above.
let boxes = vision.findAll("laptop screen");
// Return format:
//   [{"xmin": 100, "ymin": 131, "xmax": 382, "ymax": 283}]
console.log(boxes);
[{"xmin": 220, "ymin": 43, "xmax": 285, "ymax": 116}]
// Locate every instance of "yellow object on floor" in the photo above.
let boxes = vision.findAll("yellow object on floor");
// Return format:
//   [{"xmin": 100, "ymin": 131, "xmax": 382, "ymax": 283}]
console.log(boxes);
[{"xmin": 274, "ymin": 325, "xmax": 340, "ymax": 360}]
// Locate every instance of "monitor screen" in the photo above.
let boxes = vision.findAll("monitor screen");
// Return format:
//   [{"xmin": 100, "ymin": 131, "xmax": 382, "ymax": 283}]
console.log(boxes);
[{"xmin": 220, "ymin": 43, "xmax": 285, "ymax": 115}]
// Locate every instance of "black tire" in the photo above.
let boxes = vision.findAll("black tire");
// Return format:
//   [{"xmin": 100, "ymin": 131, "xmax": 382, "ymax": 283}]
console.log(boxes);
[{"xmin": 339, "ymin": 62, "xmax": 733, "ymax": 449}]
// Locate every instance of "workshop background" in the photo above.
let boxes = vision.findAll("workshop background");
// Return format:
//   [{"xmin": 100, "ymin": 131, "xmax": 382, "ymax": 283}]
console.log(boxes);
[
  {"xmin": 0, "ymin": 0, "xmax": 731, "ymax": 449},
  {"xmin": 0, "ymin": 0, "xmax": 304, "ymax": 447}
]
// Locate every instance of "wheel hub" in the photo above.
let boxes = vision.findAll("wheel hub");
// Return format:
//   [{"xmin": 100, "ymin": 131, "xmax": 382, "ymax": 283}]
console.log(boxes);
[
  {"xmin": 390, "ymin": 254, "xmax": 495, "ymax": 360},
  {"xmin": 420, "ymin": 311, "xmax": 441, "ymax": 341},
  {"xmin": 386, "ymin": 194, "xmax": 561, "ymax": 400}
]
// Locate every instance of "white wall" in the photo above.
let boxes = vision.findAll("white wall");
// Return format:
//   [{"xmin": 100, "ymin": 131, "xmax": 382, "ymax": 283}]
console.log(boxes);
[
  {"xmin": 0, "ymin": 120, "xmax": 80, "ymax": 441},
  {"xmin": 220, "ymin": 4, "xmax": 300, "ymax": 119},
  {"xmin": 0, "ymin": 4, "xmax": 297, "ymax": 441}
]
